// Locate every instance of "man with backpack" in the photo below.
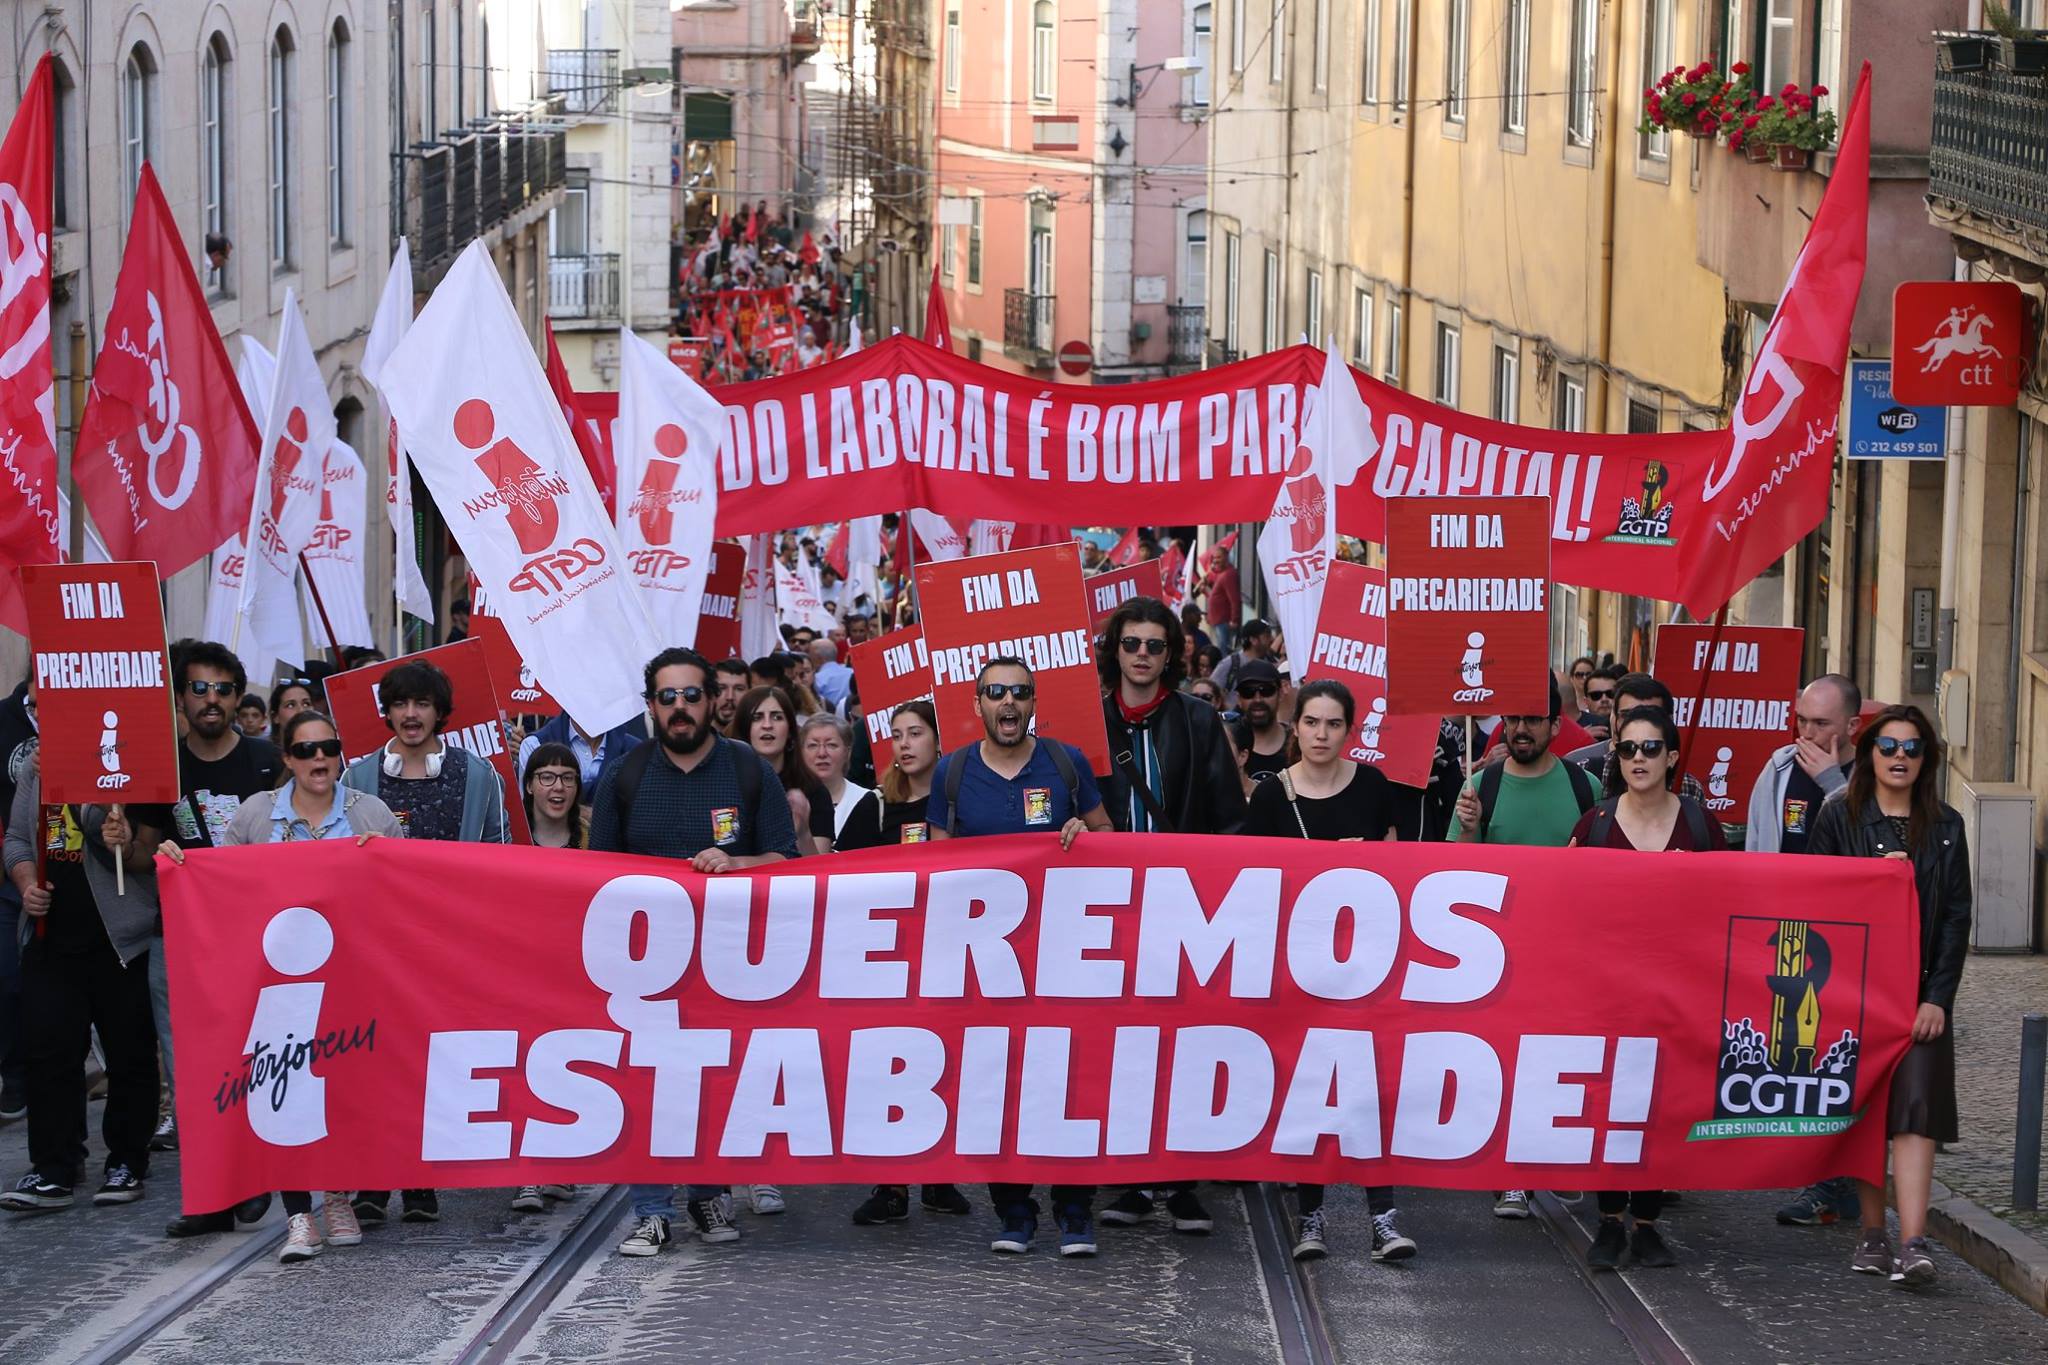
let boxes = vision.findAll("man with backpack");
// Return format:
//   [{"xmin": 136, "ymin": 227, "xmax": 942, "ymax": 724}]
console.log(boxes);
[
  {"xmin": 926, "ymin": 656, "xmax": 1112, "ymax": 1258},
  {"xmin": 586, "ymin": 646, "xmax": 800, "ymax": 1258}
]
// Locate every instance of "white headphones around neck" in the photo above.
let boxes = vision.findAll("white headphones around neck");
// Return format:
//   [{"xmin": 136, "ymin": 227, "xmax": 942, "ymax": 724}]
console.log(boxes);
[{"xmin": 381, "ymin": 741, "xmax": 444, "ymax": 779}]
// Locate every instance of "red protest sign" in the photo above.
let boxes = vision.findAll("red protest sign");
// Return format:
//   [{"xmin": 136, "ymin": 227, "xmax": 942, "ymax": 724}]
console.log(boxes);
[
  {"xmin": 694, "ymin": 541, "xmax": 746, "ymax": 660},
  {"xmin": 22, "ymin": 562, "xmax": 180, "ymax": 805},
  {"xmin": 1303, "ymin": 561, "xmax": 1440, "ymax": 788},
  {"xmin": 1084, "ymin": 560, "xmax": 1165, "ymax": 628},
  {"xmin": 1385, "ymin": 497, "xmax": 1552, "ymax": 716},
  {"xmin": 469, "ymin": 577, "xmax": 557, "ymax": 716},
  {"xmin": 321, "ymin": 640, "xmax": 533, "ymax": 844},
  {"xmin": 1891, "ymin": 281, "xmax": 2026, "ymax": 407},
  {"xmin": 915, "ymin": 543, "xmax": 1109, "ymax": 772},
  {"xmin": 1654, "ymin": 624, "xmax": 1804, "ymax": 826},
  {"xmin": 848, "ymin": 626, "xmax": 933, "ymax": 771}
]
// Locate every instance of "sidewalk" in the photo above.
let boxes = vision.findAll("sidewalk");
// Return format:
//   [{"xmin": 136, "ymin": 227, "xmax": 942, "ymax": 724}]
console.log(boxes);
[{"xmin": 1929, "ymin": 952, "xmax": 2048, "ymax": 1313}]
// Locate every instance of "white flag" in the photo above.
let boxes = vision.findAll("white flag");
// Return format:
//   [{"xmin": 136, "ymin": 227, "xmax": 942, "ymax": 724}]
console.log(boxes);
[
  {"xmin": 969, "ymin": 521, "xmax": 1015, "ymax": 557},
  {"xmin": 204, "ymin": 338, "xmax": 276, "ymax": 649},
  {"xmin": 739, "ymin": 533, "xmax": 779, "ymax": 659},
  {"xmin": 846, "ymin": 318, "xmax": 864, "ymax": 355},
  {"xmin": 1257, "ymin": 341, "xmax": 1375, "ymax": 672},
  {"xmin": 377, "ymin": 243, "xmax": 661, "ymax": 734},
  {"xmin": 616, "ymin": 328, "xmax": 722, "ymax": 647},
  {"xmin": 234, "ymin": 290, "xmax": 331, "ymax": 676},
  {"xmin": 909, "ymin": 508, "xmax": 969, "ymax": 561},
  {"xmin": 298, "ymin": 439, "xmax": 375, "ymax": 648},
  {"xmin": 363, "ymin": 238, "xmax": 435, "ymax": 627},
  {"xmin": 844, "ymin": 514, "xmax": 882, "ymax": 612},
  {"xmin": 776, "ymin": 557, "xmax": 837, "ymax": 634}
]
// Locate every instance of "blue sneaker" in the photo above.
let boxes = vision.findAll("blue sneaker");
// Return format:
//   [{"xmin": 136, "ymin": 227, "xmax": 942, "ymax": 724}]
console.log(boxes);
[
  {"xmin": 1056, "ymin": 1203, "xmax": 1097, "ymax": 1258},
  {"xmin": 1775, "ymin": 1177, "xmax": 1859, "ymax": 1226},
  {"xmin": 991, "ymin": 1203, "xmax": 1037, "ymax": 1253}
]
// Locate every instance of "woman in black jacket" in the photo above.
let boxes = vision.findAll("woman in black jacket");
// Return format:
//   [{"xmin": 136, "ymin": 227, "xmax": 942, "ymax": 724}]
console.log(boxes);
[{"xmin": 1807, "ymin": 704, "xmax": 1970, "ymax": 1288}]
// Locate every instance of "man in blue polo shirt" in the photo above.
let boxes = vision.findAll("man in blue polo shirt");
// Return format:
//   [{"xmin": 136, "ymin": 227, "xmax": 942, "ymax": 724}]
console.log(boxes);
[{"xmin": 927, "ymin": 656, "xmax": 1112, "ymax": 1258}]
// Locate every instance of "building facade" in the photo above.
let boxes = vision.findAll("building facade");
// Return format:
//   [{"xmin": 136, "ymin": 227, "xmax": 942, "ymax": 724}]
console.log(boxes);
[{"xmin": 674, "ymin": 0, "xmax": 819, "ymax": 234}]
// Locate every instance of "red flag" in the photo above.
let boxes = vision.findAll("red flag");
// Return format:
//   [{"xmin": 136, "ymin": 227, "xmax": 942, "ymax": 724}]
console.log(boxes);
[
  {"xmin": 74, "ymin": 164, "xmax": 259, "ymax": 575},
  {"xmin": 543, "ymin": 321, "xmax": 616, "ymax": 518},
  {"xmin": 1008, "ymin": 523, "xmax": 1071, "ymax": 550},
  {"xmin": 0, "ymin": 57, "xmax": 59, "ymax": 631},
  {"xmin": 1108, "ymin": 527, "xmax": 1142, "ymax": 567},
  {"xmin": 1679, "ymin": 67, "xmax": 1871, "ymax": 614},
  {"xmin": 745, "ymin": 211, "xmax": 760, "ymax": 245},
  {"xmin": 924, "ymin": 264, "xmax": 952, "ymax": 352},
  {"xmin": 799, "ymin": 231, "xmax": 821, "ymax": 265},
  {"xmin": 825, "ymin": 522, "xmax": 850, "ymax": 578}
]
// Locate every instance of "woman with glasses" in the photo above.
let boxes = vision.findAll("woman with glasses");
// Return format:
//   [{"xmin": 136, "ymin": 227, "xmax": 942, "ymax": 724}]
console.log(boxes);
[
  {"xmin": 1808, "ymin": 705, "xmax": 1969, "ymax": 1288},
  {"xmin": 522, "ymin": 742, "xmax": 585, "ymax": 850},
  {"xmin": 736, "ymin": 686, "xmax": 834, "ymax": 857},
  {"xmin": 1566, "ymin": 656, "xmax": 1596, "ymax": 713},
  {"xmin": 1565, "ymin": 705, "xmax": 1724, "ymax": 1272},
  {"xmin": 1186, "ymin": 678, "xmax": 1224, "ymax": 710},
  {"xmin": 1241, "ymin": 679, "xmax": 1416, "ymax": 1266},
  {"xmin": 163, "ymin": 709, "xmax": 401, "ymax": 1265}
]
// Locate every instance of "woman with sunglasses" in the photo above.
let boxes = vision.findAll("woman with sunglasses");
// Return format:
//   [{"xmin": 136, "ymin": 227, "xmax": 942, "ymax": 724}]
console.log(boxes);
[
  {"xmin": 1241, "ymin": 679, "xmax": 1416, "ymax": 1265},
  {"xmin": 522, "ymin": 742, "xmax": 584, "ymax": 850},
  {"xmin": 736, "ymin": 686, "xmax": 834, "ymax": 857},
  {"xmin": 165, "ymin": 709, "xmax": 402, "ymax": 1264},
  {"xmin": 1566, "ymin": 656, "xmax": 1596, "ymax": 713},
  {"xmin": 1565, "ymin": 705, "xmax": 1724, "ymax": 1271},
  {"xmin": 1186, "ymin": 678, "xmax": 1224, "ymax": 710},
  {"xmin": 1808, "ymin": 705, "xmax": 1969, "ymax": 1288}
]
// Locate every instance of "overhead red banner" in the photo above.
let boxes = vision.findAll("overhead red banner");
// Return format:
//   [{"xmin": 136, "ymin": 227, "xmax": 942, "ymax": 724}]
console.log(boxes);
[
  {"xmin": 914, "ymin": 543, "xmax": 1110, "ymax": 772},
  {"xmin": 1303, "ymin": 561, "xmax": 1439, "ymax": 787},
  {"xmin": 848, "ymin": 625, "xmax": 933, "ymax": 771},
  {"xmin": 321, "ymin": 639, "xmax": 532, "ymax": 844},
  {"xmin": 1654, "ymin": 624, "xmax": 1804, "ymax": 826},
  {"xmin": 693, "ymin": 541, "xmax": 746, "ymax": 660},
  {"xmin": 23, "ymin": 562, "xmax": 179, "ymax": 805},
  {"xmin": 1084, "ymin": 560, "xmax": 1165, "ymax": 628},
  {"xmin": 161, "ymin": 834, "xmax": 1917, "ymax": 1211},
  {"xmin": 1384, "ymin": 497, "xmax": 1552, "ymax": 717}
]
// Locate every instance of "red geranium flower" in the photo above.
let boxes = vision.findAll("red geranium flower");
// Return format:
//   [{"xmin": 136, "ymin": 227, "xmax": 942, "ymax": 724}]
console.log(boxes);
[
  {"xmin": 1813, "ymin": 84, "xmax": 1829, "ymax": 96},
  {"xmin": 1756, "ymin": 95, "xmax": 1776, "ymax": 110},
  {"xmin": 1682, "ymin": 92, "xmax": 1697, "ymax": 107},
  {"xmin": 1732, "ymin": 61, "xmax": 1750, "ymax": 75}
]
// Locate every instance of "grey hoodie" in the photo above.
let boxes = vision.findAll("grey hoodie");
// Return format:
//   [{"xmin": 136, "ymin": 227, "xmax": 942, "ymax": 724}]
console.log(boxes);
[
  {"xmin": 4, "ymin": 774, "xmax": 160, "ymax": 966},
  {"xmin": 1743, "ymin": 741, "xmax": 1850, "ymax": 853}
]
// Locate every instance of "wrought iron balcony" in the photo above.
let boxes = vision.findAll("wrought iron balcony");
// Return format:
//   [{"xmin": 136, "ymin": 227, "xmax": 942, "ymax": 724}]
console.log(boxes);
[
  {"xmin": 548, "ymin": 253, "xmax": 621, "ymax": 320},
  {"xmin": 1168, "ymin": 304, "xmax": 1205, "ymax": 367},
  {"xmin": 396, "ymin": 104, "xmax": 567, "ymax": 287},
  {"xmin": 1004, "ymin": 288, "xmax": 1054, "ymax": 359},
  {"xmin": 1929, "ymin": 58, "xmax": 2048, "ymax": 243},
  {"xmin": 546, "ymin": 48, "xmax": 620, "ymax": 116},
  {"xmin": 1206, "ymin": 338, "xmax": 1240, "ymax": 368}
]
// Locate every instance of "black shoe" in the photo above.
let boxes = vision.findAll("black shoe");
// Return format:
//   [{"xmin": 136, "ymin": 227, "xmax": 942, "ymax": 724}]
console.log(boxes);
[
  {"xmin": 0, "ymin": 1087, "xmax": 24, "ymax": 1123},
  {"xmin": 1, "ymin": 1170, "xmax": 74, "ymax": 1212},
  {"xmin": 920, "ymin": 1183, "xmax": 972, "ymax": 1216},
  {"xmin": 1629, "ymin": 1222, "xmax": 1676, "ymax": 1269},
  {"xmin": 852, "ymin": 1186, "xmax": 909, "ymax": 1225},
  {"xmin": 351, "ymin": 1193, "xmax": 389, "ymax": 1223},
  {"xmin": 165, "ymin": 1210, "xmax": 235, "ymax": 1237},
  {"xmin": 1165, "ymin": 1188, "xmax": 1214, "ymax": 1234},
  {"xmin": 401, "ymin": 1190, "xmax": 440, "ymax": 1222},
  {"xmin": 1587, "ymin": 1217, "xmax": 1628, "ymax": 1271},
  {"xmin": 1098, "ymin": 1188, "xmax": 1153, "ymax": 1226},
  {"xmin": 94, "ymin": 1163, "xmax": 145, "ymax": 1205},
  {"xmin": 233, "ymin": 1193, "xmax": 272, "ymax": 1226}
]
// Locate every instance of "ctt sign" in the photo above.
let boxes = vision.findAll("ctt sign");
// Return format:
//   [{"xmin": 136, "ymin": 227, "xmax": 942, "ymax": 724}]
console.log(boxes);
[{"xmin": 1891, "ymin": 281, "xmax": 2026, "ymax": 407}]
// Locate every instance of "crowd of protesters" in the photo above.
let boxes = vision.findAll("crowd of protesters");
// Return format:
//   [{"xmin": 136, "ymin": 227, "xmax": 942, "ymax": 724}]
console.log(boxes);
[
  {"xmin": 671, "ymin": 201, "xmax": 859, "ymax": 385},
  {"xmin": 0, "ymin": 525, "xmax": 1969, "ymax": 1291}
]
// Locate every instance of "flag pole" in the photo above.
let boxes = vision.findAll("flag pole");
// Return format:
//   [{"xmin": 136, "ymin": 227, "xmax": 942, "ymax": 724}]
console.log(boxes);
[
  {"xmin": 1676, "ymin": 603, "xmax": 1732, "ymax": 776},
  {"xmin": 298, "ymin": 552, "xmax": 345, "ymax": 665}
]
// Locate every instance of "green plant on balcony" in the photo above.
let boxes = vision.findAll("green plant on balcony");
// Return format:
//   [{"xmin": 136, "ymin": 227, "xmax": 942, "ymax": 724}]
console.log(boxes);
[
  {"xmin": 1638, "ymin": 60, "xmax": 1753, "ymax": 139},
  {"xmin": 1730, "ymin": 83, "xmax": 1837, "ymax": 170},
  {"xmin": 1984, "ymin": 2, "xmax": 2048, "ymax": 74}
]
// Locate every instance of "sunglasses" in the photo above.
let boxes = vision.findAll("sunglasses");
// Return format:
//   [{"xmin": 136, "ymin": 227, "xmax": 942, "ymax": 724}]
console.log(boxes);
[
  {"xmin": 1120, "ymin": 636, "xmax": 1169, "ymax": 657},
  {"xmin": 1236, "ymin": 682, "xmax": 1278, "ymax": 699},
  {"xmin": 1614, "ymin": 739, "xmax": 1668, "ymax": 759},
  {"xmin": 1501, "ymin": 715, "xmax": 1551, "ymax": 728},
  {"xmin": 1586, "ymin": 688, "xmax": 1616, "ymax": 702},
  {"xmin": 276, "ymin": 676, "xmax": 314, "ymax": 688},
  {"xmin": 647, "ymin": 685, "xmax": 708, "ymax": 706},
  {"xmin": 1874, "ymin": 736, "xmax": 1925, "ymax": 758},
  {"xmin": 286, "ymin": 738, "xmax": 344, "ymax": 760},
  {"xmin": 980, "ymin": 683, "xmax": 1036, "ymax": 701},
  {"xmin": 1571, "ymin": 669, "xmax": 1593, "ymax": 681},
  {"xmin": 185, "ymin": 680, "xmax": 238, "ymax": 698}
]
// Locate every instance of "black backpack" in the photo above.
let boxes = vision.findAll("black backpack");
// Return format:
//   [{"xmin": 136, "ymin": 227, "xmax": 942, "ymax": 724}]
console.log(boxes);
[
  {"xmin": 942, "ymin": 736, "xmax": 1082, "ymax": 837},
  {"xmin": 609, "ymin": 736, "xmax": 764, "ymax": 849},
  {"xmin": 1475, "ymin": 756, "xmax": 1595, "ymax": 841},
  {"xmin": 1582, "ymin": 793, "xmax": 1714, "ymax": 849}
]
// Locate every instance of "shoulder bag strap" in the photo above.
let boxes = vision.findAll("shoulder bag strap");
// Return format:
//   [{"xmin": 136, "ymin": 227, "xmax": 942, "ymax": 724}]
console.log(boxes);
[{"xmin": 1278, "ymin": 768, "xmax": 1312, "ymax": 840}]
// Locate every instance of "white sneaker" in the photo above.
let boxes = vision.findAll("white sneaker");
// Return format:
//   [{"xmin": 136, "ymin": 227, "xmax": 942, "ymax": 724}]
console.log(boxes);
[
  {"xmin": 321, "ymin": 1194, "xmax": 362, "ymax": 1247},
  {"xmin": 1493, "ymin": 1190, "xmax": 1532, "ymax": 1219},
  {"xmin": 749, "ymin": 1185, "xmax": 786, "ymax": 1215},
  {"xmin": 511, "ymin": 1186, "xmax": 546, "ymax": 1213},
  {"xmin": 278, "ymin": 1213, "xmax": 324, "ymax": 1264}
]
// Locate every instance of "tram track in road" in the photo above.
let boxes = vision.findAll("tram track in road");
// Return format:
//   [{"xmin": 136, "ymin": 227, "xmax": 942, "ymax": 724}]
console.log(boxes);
[
  {"xmin": 76, "ymin": 1222, "xmax": 286, "ymax": 1365},
  {"xmin": 1242, "ymin": 1184, "xmax": 1340, "ymax": 1365},
  {"xmin": 1530, "ymin": 1191, "xmax": 1697, "ymax": 1365}
]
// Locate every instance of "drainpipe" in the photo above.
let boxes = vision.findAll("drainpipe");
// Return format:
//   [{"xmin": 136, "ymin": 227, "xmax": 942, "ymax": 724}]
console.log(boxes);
[
  {"xmin": 1396, "ymin": 0, "xmax": 1419, "ymax": 385},
  {"xmin": 1938, "ymin": 0, "xmax": 1983, "ymax": 685},
  {"xmin": 1592, "ymin": 0, "xmax": 1624, "ymax": 654}
]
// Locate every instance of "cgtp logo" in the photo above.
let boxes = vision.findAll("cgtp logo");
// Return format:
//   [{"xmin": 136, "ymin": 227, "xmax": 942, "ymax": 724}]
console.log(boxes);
[
  {"xmin": 95, "ymin": 709, "xmax": 130, "ymax": 790},
  {"xmin": 1604, "ymin": 459, "xmax": 1679, "ymax": 547},
  {"xmin": 1451, "ymin": 632, "xmax": 1494, "ymax": 703}
]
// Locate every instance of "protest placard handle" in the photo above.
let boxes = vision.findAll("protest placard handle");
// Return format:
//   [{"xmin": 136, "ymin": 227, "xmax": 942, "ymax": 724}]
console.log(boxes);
[
  {"xmin": 297, "ymin": 552, "xmax": 345, "ymax": 666},
  {"xmin": 1677, "ymin": 604, "xmax": 1731, "ymax": 775}
]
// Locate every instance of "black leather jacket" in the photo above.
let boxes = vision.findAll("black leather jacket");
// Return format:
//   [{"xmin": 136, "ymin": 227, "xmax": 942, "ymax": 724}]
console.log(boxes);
[
  {"xmin": 1098, "ymin": 690, "xmax": 1248, "ymax": 835},
  {"xmin": 1806, "ymin": 793, "xmax": 1971, "ymax": 1012}
]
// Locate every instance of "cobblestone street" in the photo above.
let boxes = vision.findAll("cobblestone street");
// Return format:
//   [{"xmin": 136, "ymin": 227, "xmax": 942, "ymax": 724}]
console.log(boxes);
[{"xmin": 1938, "ymin": 953, "xmax": 2048, "ymax": 1240}]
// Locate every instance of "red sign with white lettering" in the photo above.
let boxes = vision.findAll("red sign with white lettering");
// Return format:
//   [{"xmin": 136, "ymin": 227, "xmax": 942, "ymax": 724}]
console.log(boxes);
[
  {"xmin": 693, "ymin": 540, "xmax": 747, "ymax": 661},
  {"xmin": 1303, "ymin": 561, "xmax": 1441, "ymax": 787},
  {"xmin": 321, "ymin": 640, "xmax": 532, "ymax": 844},
  {"xmin": 22, "ymin": 562, "xmax": 180, "ymax": 805},
  {"xmin": 1653, "ymin": 624, "xmax": 1804, "ymax": 827},
  {"xmin": 1891, "ymin": 281, "xmax": 2027, "ymax": 407},
  {"xmin": 915, "ymin": 544, "xmax": 1109, "ymax": 772},
  {"xmin": 1384, "ymin": 497, "xmax": 1553, "ymax": 717},
  {"xmin": 1084, "ymin": 560, "xmax": 1165, "ymax": 628},
  {"xmin": 848, "ymin": 625, "xmax": 934, "ymax": 772},
  {"xmin": 468, "ymin": 575, "xmax": 558, "ymax": 718}
]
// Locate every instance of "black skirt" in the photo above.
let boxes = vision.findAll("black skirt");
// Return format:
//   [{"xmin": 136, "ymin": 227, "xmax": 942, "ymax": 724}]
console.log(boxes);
[{"xmin": 1886, "ymin": 1033, "xmax": 1958, "ymax": 1143}]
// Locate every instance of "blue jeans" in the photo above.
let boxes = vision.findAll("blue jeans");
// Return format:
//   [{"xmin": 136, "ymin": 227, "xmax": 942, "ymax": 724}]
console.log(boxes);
[
  {"xmin": 1212, "ymin": 622, "xmax": 1235, "ymax": 652},
  {"xmin": 148, "ymin": 934, "xmax": 172, "ymax": 1107},
  {"xmin": 630, "ymin": 1182, "xmax": 723, "ymax": 1219}
]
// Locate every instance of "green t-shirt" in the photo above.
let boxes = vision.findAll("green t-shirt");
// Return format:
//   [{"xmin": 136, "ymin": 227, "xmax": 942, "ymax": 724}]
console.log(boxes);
[{"xmin": 1446, "ymin": 759, "xmax": 1587, "ymax": 847}]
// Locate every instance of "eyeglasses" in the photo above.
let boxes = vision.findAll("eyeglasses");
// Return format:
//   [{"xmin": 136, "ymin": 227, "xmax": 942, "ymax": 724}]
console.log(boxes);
[
  {"xmin": 1585, "ymin": 688, "xmax": 1616, "ymax": 702},
  {"xmin": 1614, "ymin": 739, "xmax": 1668, "ymax": 759},
  {"xmin": 286, "ymin": 738, "xmax": 344, "ymax": 760},
  {"xmin": 979, "ymin": 682, "xmax": 1036, "ymax": 701},
  {"xmin": 1874, "ymin": 736, "xmax": 1925, "ymax": 758},
  {"xmin": 1119, "ymin": 636, "xmax": 1169, "ymax": 657},
  {"xmin": 530, "ymin": 770, "xmax": 577, "ymax": 788},
  {"xmin": 1501, "ymin": 715, "xmax": 1551, "ymax": 728},
  {"xmin": 185, "ymin": 680, "xmax": 238, "ymax": 698},
  {"xmin": 647, "ymin": 685, "xmax": 708, "ymax": 706},
  {"xmin": 1236, "ymin": 682, "xmax": 1278, "ymax": 699}
]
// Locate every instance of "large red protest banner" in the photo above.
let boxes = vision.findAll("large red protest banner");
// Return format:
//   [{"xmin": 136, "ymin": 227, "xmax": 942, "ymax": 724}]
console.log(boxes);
[
  {"xmin": 1384, "ymin": 497, "xmax": 1552, "ymax": 716},
  {"xmin": 22, "ymin": 562, "xmax": 179, "ymax": 805},
  {"xmin": 321, "ymin": 640, "xmax": 532, "ymax": 844},
  {"xmin": 161, "ymin": 834, "xmax": 1917, "ymax": 1210},
  {"xmin": 1303, "ymin": 562, "xmax": 1439, "ymax": 788},
  {"xmin": 914, "ymin": 544, "xmax": 1110, "ymax": 772},
  {"xmin": 848, "ymin": 625, "xmax": 932, "ymax": 771},
  {"xmin": 1084, "ymin": 560, "xmax": 1165, "ymax": 628},
  {"xmin": 1654, "ymin": 624, "xmax": 1804, "ymax": 826},
  {"xmin": 693, "ymin": 541, "xmax": 746, "ymax": 660}
]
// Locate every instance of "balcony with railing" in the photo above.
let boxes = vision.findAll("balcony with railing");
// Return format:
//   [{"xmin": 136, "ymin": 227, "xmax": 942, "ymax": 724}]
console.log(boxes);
[
  {"xmin": 1206, "ymin": 338, "xmax": 1240, "ymax": 369},
  {"xmin": 548, "ymin": 253, "xmax": 621, "ymax": 320},
  {"xmin": 1167, "ymin": 305, "xmax": 1205, "ymax": 369},
  {"xmin": 396, "ymin": 102, "xmax": 567, "ymax": 288},
  {"xmin": 1929, "ymin": 53, "xmax": 2048, "ymax": 256},
  {"xmin": 1004, "ymin": 288, "xmax": 1053, "ymax": 361},
  {"xmin": 790, "ymin": 1, "xmax": 823, "ymax": 55},
  {"xmin": 546, "ymin": 49, "xmax": 620, "ymax": 116}
]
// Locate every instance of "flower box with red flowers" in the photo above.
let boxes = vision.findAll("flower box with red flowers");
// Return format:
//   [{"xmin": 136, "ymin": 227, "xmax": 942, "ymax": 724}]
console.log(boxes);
[{"xmin": 1637, "ymin": 60, "xmax": 1753, "ymax": 140}]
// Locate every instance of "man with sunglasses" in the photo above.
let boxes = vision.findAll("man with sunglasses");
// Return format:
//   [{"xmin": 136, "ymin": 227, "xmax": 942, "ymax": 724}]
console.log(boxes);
[
  {"xmin": 1232, "ymin": 659, "xmax": 1290, "ymax": 781},
  {"xmin": 1577, "ymin": 664, "xmax": 1623, "ymax": 741},
  {"xmin": 926, "ymin": 657, "xmax": 1112, "ymax": 1258},
  {"xmin": 587, "ymin": 646, "xmax": 799, "ymax": 1257}
]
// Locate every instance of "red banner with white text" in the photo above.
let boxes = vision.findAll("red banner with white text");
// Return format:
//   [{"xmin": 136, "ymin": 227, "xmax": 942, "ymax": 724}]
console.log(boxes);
[
  {"xmin": 161, "ymin": 835, "xmax": 1916, "ymax": 1211},
  {"xmin": 1654, "ymin": 624, "xmax": 1804, "ymax": 826},
  {"xmin": 848, "ymin": 625, "xmax": 933, "ymax": 772}
]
